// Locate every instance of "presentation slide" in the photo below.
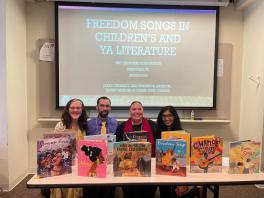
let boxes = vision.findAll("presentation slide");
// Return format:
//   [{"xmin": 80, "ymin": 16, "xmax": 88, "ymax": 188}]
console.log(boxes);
[{"xmin": 56, "ymin": 3, "xmax": 218, "ymax": 108}]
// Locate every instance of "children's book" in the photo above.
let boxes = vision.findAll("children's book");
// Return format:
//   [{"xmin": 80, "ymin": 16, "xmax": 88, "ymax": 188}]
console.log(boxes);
[
  {"xmin": 37, "ymin": 137, "xmax": 73, "ymax": 178},
  {"xmin": 124, "ymin": 131, "xmax": 148, "ymax": 142},
  {"xmin": 78, "ymin": 139, "xmax": 107, "ymax": 178},
  {"xmin": 43, "ymin": 131, "xmax": 76, "ymax": 140},
  {"xmin": 190, "ymin": 135, "xmax": 223, "ymax": 173},
  {"xmin": 113, "ymin": 141, "xmax": 151, "ymax": 177},
  {"xmin": 229, "ymin": 140, "xmax": 261, "ymax": 174},
  {"xmin": 43, "ymin": 131, "xmax": 77, "ymax": 164},
  {"xmin": 85, "ymin": 134, "xmax": 116, "ymax": 164},
  {"xmin": 161, "ymin": 130, "xmax": 190, "ymax": 164},
  {"xmin": 156, "ymin": 139, "xmax": 187, "ymax": 176}
]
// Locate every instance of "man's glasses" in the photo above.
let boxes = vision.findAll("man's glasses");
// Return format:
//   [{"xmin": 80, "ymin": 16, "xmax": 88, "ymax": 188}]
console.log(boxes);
[{"xmin": 99, "ymin": 104, "xmax": 110, "ymax": 108}]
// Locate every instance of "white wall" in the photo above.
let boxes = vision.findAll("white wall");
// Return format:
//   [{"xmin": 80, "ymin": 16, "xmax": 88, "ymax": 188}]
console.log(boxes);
[
  {"xmin": 6, "ymin": 0, "xmax": 28, "ymax": 190},
  {"xmin": 26, "ymin": 2, "xmax": 244, "ymax": 171},
  {"xmin": 239, "ymin": 0, "xmax": 264, "ymax": 140},
  {"xmin": 26, "ymin": 1, "xmax": 55, "ymax": 173},
  {"xmin": 0, "ymin": 0, "xmax": 9, "ymax": 191}
]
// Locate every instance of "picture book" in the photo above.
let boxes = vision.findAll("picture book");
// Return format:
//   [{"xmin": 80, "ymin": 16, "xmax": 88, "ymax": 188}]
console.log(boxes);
[
  {"xmin": 113, "ymin": 141, "xmax": 151, "ymax": 177},
  {"xmin": 191, "ymin": 135, "xmax": 223, "ymax": 173},
  {"xmin": 85, "ymin": 134, "xmax": 116, "ymax": 164},
  {"xmin": 78, "ymin": 139, "xmax": 107, "ymax": 178},
  {"xmin": 37, "ymin": 137, "xmax": 73, "ymax": 178},
  {"xmin": 156, "ymin": 139, "xmax": 187, "ymax": 176},
  {"xmin": 161, "ymin": 130, "xmax": 190, "ymax": 164},
  {"xmin": 229, "ymin": 140, "xmax": 261, "ymax": 174},
  {"xmin": 43, "ymin": 131, "xmax": 76, "ymax": 164},
  {"xmin": 124, "ymin": 131, "xmax": 148, "ymax": 142},
  {"xmin": 43, "ymin": 131, "xmax": 76, "ymax": 140}
]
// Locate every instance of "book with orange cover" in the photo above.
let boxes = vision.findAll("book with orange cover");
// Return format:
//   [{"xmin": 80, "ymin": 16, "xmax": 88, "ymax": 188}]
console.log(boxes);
[
  {"xmin": 190, "ymin": 135, "xmax": 223, "ymax": 173},
  {"xmin": 161, "ymin": 130, "xmax": 190, "ymax": 164}
]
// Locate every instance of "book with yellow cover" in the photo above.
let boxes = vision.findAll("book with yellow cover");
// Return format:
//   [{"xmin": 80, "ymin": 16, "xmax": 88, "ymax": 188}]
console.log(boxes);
[
  {"xmin": 191, "ymin": 135, "xmax": 223, "ymax": 173},
  {"xmin": 161, "ymin": 130, "xmax": 190, "ymax": 164},
  {"xmin": 113, "ymin": 141, "xmax": 151, "ymax": 177}
]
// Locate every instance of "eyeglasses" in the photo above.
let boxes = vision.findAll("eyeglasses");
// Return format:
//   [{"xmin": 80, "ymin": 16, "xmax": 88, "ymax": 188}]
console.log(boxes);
[
  {"xmin": 69, "ymin": 107, "xmax": 82, "ymax": 110},
  {"xmin": 162, "ymin": 114, "xmax": 173, "ymax": 118},
  {"xmin": 99, "ymin": 104, "xmax": 110, "ymax": 108}
]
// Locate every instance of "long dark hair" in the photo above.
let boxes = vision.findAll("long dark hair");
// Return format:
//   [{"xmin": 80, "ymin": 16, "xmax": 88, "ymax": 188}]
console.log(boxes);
[
  {"xmin": 157, "ymin": 106, "xmax": 182, "ymax": 138},
  {"xmin": 61, "ymin": 99, "xmax": 88, "ymax": 132}
]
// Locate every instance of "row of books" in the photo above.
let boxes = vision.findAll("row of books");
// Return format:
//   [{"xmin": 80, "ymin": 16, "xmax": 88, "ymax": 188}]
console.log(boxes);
[{"xmin": 36, "ymin": 131, "xmax": 261, "ymax": 178}]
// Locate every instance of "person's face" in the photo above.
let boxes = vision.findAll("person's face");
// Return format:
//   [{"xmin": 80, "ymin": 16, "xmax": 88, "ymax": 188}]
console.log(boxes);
[
  {"xmin": 69, "ymin": 100, "xmax": 83, "ymax": 120},
  {"xmin": 130, "ymin": 102, "xmax": 144, "ymax": 122},
  {"xmin": 162, "ymin": 110, "xmax": 174, "ymax": 128},
  {"xmin": 96, "ymin": 99, "xmax": 111, "ymax": 118}
]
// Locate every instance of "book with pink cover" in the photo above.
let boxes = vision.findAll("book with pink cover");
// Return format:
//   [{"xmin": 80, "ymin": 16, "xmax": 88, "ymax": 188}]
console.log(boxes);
[{"xmin": 78, "ymin": 139, "xmax": 107, "ymax": 178}]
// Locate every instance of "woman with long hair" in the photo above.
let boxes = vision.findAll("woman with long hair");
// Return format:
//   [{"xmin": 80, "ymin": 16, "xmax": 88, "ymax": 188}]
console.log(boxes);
[
  {"xmin": 50, "ymin": 98, "xmax": 88, "ymax": 198},
  {"xmin": 157, "ymin": 106, "xmax": 200, "ymax": 198}
]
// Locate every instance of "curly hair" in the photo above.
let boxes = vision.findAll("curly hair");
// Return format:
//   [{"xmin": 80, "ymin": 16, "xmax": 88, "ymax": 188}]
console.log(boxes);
[
  {"xmin": 61, "ymin": 99, "xmax": 88, "ymax": 132},
  {"xmin": 156, "ymin": 106, "xmax": 182, "ymax": 138}
]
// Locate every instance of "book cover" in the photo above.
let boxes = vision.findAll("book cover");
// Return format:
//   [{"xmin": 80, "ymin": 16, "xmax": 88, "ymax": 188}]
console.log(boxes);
[
  {"xmin": 113, "ymin": 141, "xmax": 151, "ymax": 177},
  {"xmin": 78, "ymin": 139, "xmax": 107, "ymax": 178},
  {"xmin": 85, "ymin": 134, "xmax": 116, "ymax": 164},
  {"xmin": 156, "ymin": 139, "xmax": 187, "ymax": 176},
  {"xmin": 124, "ymin": 131, "xmax": 149, "ymax": 142},
  {"xmin": 161, "ymin": 130, "xmax": 190, "ymax": 164},
  {"xmin": 37, "ymin": 137, "xmax": 73, "ymax": 178},
  {"xmin": 229, "ymin": 140, "xmax": 261, "ymax": 174},
  {"xmin": 190, "ymin": 135, "xmax": 223, "ymax": 173},
  {"xmin": 43, "ymin": 131, "xmax": 77, "ymax": 164}
]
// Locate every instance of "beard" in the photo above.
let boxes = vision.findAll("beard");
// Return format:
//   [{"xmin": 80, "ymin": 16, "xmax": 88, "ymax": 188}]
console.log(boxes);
[{"xmin": 99, "ymin": 110, "xmax": 109, "ymax": 118}]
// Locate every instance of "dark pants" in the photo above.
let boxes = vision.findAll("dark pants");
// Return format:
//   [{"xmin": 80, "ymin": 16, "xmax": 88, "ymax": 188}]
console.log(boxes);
[
  {"xmin": 122, "ymin": 186, "xmax": 157, "ymax": 198},
  {"xmin": 159, "ymin": 186, "xmax": 200, "ymax": 198},
  {"xmin": 83, "ymin": 186, "xmax": 115, "ymax": 198}
]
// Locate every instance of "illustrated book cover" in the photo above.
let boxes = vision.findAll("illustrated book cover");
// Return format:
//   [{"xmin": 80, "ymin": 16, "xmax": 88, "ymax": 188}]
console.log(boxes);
[
  {"xmin": 37, "ymin": 137, "xmax": 73, "ymax": 178},
  {"xmin": 85, "ymin": 134, "xmax": 116, "ymax": 164},
  {"xmin": 156, "ymin": 139, "xmax": 187, "ymax": 176},
  {"xmin": 113, "ymin": 141, "xmax": 151, "ymax": 177},
  {"xmin": 43, "ymin": 131, "xmax": 76, "ymax": 164},
  {"xmin": 124, "ymin": 131, "xmax": 149, "ymax": 142},
  {"xmin": 229, "ymin": 140, "xmax": 261, "ymax": 174},
  {"xmin": 78, "ymin": 139, "xmax": 107, "ymax": 178},
  {"xmin": 190, "ymin": 135, "xmax": 223, "ymax": 173},
  {"xmin": 161, "ymin": 130, "xmax": 190, "ymax": 164}
]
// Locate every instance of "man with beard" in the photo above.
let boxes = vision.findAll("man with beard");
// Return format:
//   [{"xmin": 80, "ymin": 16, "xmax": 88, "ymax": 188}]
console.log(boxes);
[
  {"xmin": 85, "ymin": 96, "xmax": 118, "ymax": 198},
  {"xmin": 87, "ymin": 96, "xmax": 118, "ymax": 135}
]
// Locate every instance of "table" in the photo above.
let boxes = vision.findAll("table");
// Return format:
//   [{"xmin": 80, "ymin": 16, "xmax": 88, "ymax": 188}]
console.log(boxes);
[{"xmin": 27, "ymin": 158, "xmax": 264, "ymax": 198}]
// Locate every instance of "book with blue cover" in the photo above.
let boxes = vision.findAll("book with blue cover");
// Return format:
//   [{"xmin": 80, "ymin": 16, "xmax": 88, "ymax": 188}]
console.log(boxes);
[{"xmin": 156, "ymin": 139, "xmax": 187, "ymax": 176}]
